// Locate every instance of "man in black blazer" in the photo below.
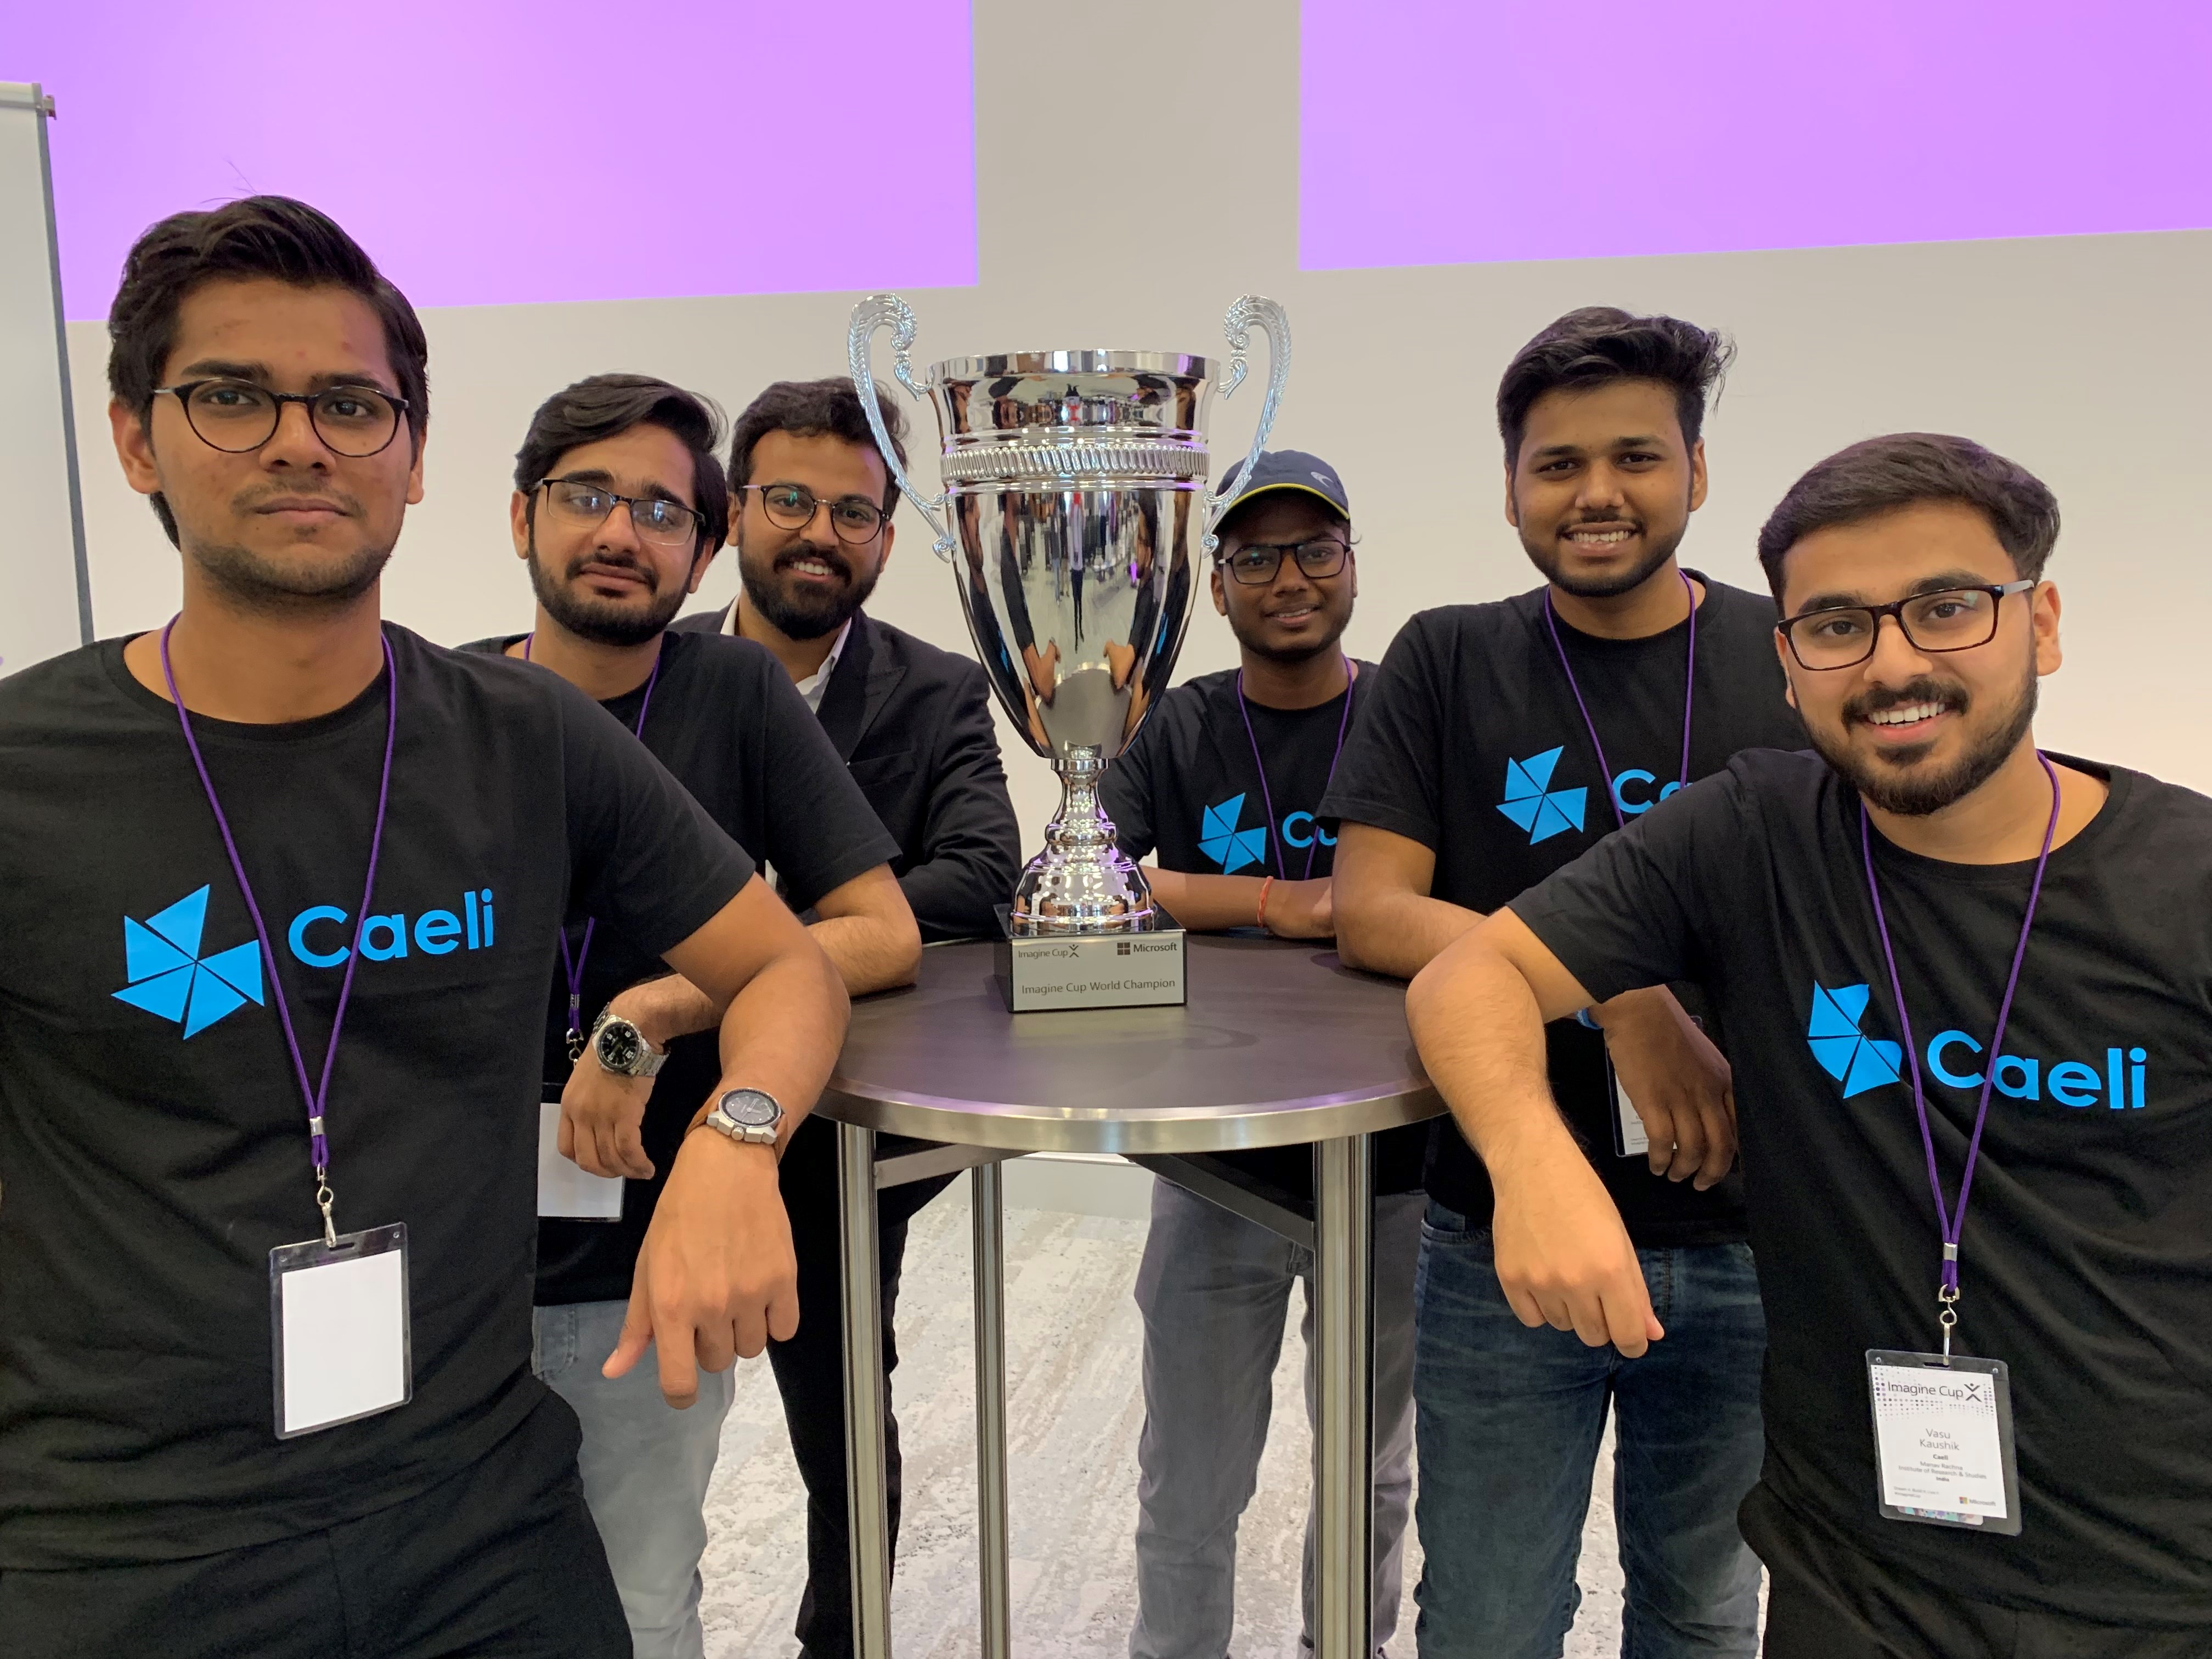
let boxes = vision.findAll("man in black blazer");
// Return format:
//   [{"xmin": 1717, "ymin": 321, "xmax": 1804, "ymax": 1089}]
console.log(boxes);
[{"xmin": 674, "ymin": 377, "xmax": 1021, "ymax": 1659}]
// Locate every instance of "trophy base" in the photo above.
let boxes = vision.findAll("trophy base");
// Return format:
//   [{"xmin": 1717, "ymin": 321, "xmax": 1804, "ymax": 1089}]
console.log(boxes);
[{"xmin": 994, "ymin": 929, "xmax": 1188, "ymax": 1014}]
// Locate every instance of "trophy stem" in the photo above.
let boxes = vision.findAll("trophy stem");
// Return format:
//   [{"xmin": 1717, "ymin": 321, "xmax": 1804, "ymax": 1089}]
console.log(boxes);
[{"xmin": 1009, "ymin": 746, "xmax": 1157, "ymax": 936}]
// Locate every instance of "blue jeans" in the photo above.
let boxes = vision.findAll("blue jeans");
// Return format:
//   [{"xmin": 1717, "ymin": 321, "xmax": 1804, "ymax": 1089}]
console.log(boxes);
[
  {"xmin": 533, "ymin": 1299, "xmax": 737, "ymax": 1659},
  {"xmin": 1412, "ymin": 1205, "xmax": 1764, "ymax": 1659}
]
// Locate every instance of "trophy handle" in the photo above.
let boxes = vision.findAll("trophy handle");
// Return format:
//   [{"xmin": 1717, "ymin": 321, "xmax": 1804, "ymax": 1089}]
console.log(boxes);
[
  {"xmin": 1200, "ymin": 296, "xmax": 1293, "ymax": 555},
  {"xmin": 847, "ymin": 294, "xmax": 958, "ymax": 561}
]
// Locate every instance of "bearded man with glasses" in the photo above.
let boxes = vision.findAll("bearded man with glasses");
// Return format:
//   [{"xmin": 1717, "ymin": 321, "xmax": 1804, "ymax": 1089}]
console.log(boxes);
[
  {"xmin": 1403, "ymin": 433, "xmax": 2212, "ymax": 1657},
  {"xmin": 674, "ymin": 377, "xmax": 1022, "ymax": 1659}
]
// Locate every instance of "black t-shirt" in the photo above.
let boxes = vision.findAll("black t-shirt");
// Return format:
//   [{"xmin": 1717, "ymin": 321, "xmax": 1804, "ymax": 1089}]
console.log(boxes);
[
  {"xmin": 1102, "ymin": 664, "xmax": 1426, "ymax": 1199},
  {"xmin": 0, "ymin": 628, "xmax": 755, "ymax": 1568},
  {"xmin": 461, "ymin": 630, "xmax": 898, "ymax": 1306},
  {"xmin": 1321, "ymin": 575, "xmax": 1804, "ymax": 1246},
  {"xmin": 1511, "ymin": 749, "xmax": 2212, "ymax": 1622}
]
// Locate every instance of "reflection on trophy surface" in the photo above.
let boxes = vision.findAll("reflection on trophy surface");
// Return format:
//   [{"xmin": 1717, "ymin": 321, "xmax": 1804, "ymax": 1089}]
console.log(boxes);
[{"xmin": 848, "ymin": 294, "xmax": 1290, "ymax": 969}]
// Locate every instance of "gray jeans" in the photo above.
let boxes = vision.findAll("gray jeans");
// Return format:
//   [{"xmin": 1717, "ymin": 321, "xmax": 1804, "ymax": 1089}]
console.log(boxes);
[
  {"xmin": 533, "ymin": 1299, "xmax": 737, "ymax": 1659},
  {"xmin": 1131, "ymin": 1177, "xmax": 1423, "ymax": 1659}
]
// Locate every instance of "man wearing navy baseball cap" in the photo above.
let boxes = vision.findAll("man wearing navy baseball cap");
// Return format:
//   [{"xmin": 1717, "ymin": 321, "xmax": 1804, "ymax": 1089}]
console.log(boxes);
[{"xmin": 1103, "ymin": 450, "xmax": 1427, "ymax": 1659}]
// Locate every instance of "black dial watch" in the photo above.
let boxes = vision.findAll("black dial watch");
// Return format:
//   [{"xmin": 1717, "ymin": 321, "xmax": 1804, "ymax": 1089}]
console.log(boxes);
[
  {"xmin": 589, "ymin": 1008, "xmax": 666, "ymax": 1078},
  {"xmin": 703, "ymin": 1088, "xmax": 783, "ymax": 1147}
]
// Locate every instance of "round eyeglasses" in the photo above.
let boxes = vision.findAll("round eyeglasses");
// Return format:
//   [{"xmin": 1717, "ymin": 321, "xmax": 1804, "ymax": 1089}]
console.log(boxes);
[
  {"xmin": 153, "ymin": 379, "xmax": 408, "ymax": 459},
  {"xmin": 1777, "ymin": 580, "xmax": 2036, "ymax": 671},
  {"xmin": 1217, "ymin": 537, "xmax": 1351, "ymax": 586},
  {"xmin": 537, "ymin": 478, "xmax": 704, "ymax": 549},
  {"xmin": 742, "ymin": 483, "xmax": 887, "ymax": 545}
]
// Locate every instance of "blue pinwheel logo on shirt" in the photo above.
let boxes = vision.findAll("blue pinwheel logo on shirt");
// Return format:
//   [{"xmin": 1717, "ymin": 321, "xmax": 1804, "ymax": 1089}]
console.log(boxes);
[
  {"xmin": 1496, "ymin": 747, "xmax": 1588, "ymax": 845},
  {"xmin": 1198, "ymin": 794, "xmax": 1271, "ymax": 874},
  {"xmin": 1806, "ymin": 982, "xmax": 1903, "ymax": 1098},
  {"xmin": 112, "ymin": 885, "xmax": 265, "ymax": 1038}
]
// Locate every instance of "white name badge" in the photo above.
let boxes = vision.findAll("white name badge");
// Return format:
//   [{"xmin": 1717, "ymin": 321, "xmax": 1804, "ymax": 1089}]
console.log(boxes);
[
  {"xmin": 538, "ymin": 1097, "xmax": 625, "ymax": 1221},
  {"xmin": 269, "ymin": 1223, "xmax": 411, "ymax": 1439},
  {"xmin": 1605, "ymin": 1053, "xmax": 1650, "ymax": 1159},
  {"xmin": 1866, "ymin": 1350, "xmax": 2021, "ymax": 1534}
]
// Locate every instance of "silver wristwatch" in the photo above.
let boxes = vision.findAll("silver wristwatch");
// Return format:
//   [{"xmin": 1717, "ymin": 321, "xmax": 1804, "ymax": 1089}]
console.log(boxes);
[
  {"xmin": 702, "ymin": 1087, "xmax": 783, "ymax": 1147},
  {"xmin": 589, "ymin": 1008, "xmax": 666, "ymax": 1078}
]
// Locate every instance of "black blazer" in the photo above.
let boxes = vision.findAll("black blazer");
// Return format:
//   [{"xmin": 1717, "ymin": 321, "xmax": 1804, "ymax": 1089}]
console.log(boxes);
[{"xmin": 675, "ymin": 605, "xmax": 1022, "ymax": 941}]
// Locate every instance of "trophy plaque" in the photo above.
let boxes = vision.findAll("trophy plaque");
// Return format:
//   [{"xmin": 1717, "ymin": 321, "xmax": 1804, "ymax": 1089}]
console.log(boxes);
[{"xmin": 849, "ymin": 293, "xmax": 1290, "ymax": 1011}]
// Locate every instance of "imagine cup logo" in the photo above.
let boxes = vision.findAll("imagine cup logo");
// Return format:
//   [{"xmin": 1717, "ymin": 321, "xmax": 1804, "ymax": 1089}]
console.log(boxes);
[
  {"xmin": 112, "ymin": 885, "xmax": 266, "ymax": 1039},
  {"xmin": 1496, "ymin": 748, "xmax": 1588, "ymax": 845},
  {"xmin": 1807, "ymin": 981, "xmax": 1904, "ymax": 1098},
  {"xmin": 1198, "ymin": 794, "xmax": 1270, "ymax": 874}
]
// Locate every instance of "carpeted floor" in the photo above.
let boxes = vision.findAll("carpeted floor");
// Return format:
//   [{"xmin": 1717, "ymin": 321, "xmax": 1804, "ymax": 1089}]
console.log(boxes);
[{"xmin": 699, "ymin": 1177, "xmax": 1644, "ymax": 1659}]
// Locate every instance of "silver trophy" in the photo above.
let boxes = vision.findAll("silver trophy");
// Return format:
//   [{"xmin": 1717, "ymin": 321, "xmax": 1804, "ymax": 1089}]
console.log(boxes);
[{"xmin": 849, "ymin": 292, "xmax": 1290, "ymax": 1010}]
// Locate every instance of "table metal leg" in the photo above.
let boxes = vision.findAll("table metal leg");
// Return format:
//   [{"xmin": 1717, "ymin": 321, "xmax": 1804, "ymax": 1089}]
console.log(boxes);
[
  {"xmin": 838, "ymin": 1121, "xmax": 893, "ymax": 1659},
  {"xmin": 1312, "ymin": 1132, "xmax": 1375, "ymax": 1659},
  {"xmin": 972, "ymin": 1160, "xmax": 1013, "ymax": 1659}
]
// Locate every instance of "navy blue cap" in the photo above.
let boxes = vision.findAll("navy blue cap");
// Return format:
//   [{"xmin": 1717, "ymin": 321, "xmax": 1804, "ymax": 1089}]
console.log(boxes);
[{"xmin": 1216, "ymin": 448, "xmax": 1350, "ymax": 522}]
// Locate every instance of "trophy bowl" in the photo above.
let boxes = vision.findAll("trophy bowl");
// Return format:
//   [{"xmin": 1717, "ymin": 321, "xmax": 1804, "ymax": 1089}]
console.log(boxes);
[{"xmin": 849, "ymin": 296, "xmax": 1290, "ymax": 1008}]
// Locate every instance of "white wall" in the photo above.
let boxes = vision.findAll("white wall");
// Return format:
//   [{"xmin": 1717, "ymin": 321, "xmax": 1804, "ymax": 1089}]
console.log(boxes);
[{"xmin": 64, "ymin": 1, "xmax": 2212, "ymax": 839}]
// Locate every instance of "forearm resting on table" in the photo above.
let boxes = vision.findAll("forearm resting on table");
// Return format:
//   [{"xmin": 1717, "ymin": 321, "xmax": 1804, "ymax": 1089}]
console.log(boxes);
[
  {"xmin": 1331, "ymin": 822, "xmax": 1481, "ymax": 978},
  {"xmin": 1144, "ymin": 866, "xmax": 1331, "ymax": 937}
]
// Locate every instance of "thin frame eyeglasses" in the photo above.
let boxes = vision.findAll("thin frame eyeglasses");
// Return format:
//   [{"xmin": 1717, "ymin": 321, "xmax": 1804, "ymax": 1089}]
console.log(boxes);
[
  {"xmin": 742, "ymin": 482, "xmax": 887, "ymax": 545},
  {"xmin": 537, "ymin": 477, "xmax": 704, "ymax": 549}
]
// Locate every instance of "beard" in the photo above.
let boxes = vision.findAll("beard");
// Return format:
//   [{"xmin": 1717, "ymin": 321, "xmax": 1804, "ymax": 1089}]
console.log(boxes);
[
  {"xmin": 186, "ymin": 486, "xmax": 390, "ymax": 613},
  {"xmin": 1807, "ymin": 662, "xmax": 2039, "ymax": 817},
  {"xmin": 738, "ymin": 535, "xmax": 881, "ymax": 641},
  {"xmin": 527, "ymin": 537, "xmax": 688, "ymax": 647},
  {"xmin": 1521, "ymin": 514, "xmax": 1688, "ymax": 599}
]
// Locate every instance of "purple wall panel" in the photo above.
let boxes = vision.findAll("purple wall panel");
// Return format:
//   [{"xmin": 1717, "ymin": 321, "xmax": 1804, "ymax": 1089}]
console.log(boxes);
[
  {"xmin": 13, "ymin": 1, "xmax": 975, "ymax": 319},
  {"xmin": 1301, "ymin": 0, "xmax": 2212, "ymax": 269}
]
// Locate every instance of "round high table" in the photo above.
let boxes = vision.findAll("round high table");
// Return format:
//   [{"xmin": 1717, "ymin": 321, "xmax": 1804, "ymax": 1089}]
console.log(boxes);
[{"xmin": 817, "ymin": 933, "xmax": 1441, "ymax": 1659}]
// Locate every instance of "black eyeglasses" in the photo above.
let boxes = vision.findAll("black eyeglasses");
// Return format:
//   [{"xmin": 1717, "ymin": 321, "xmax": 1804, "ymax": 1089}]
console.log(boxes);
[
  {"xmin": 1777, "ymin": 580, "xmax": 2035, "ymax": 671},
  {"xmin": 154, "ymin": 379, "xmax": 409, "ymax": 458},
  {"xmin": 1217, "ymin": 537, "xmax": 1352, "ymax": 586},
  {"xmin": 742, "ymin": 483, "xmax": 887, "ymax": 545},
  {"xmin": 537, "ymin": 478, "xmax": 703, "ymax": 549}
]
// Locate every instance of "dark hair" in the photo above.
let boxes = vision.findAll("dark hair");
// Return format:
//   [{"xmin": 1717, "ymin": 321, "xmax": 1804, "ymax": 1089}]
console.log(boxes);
[
  {"xmin": 727, "ymin": 377, "xmax": 908, "ymax": 517},
  {"xmin": 1756, "ymin": 433, "xmax": 2060, "ymax": 602},
  {"xmin": 1497, "ymin": 306, "xmax": 1733, "ymax": 466},
  {"xmin": 514, "ymin": 374, "xmax": 729, "ymax": 558},
  {"xmin": 108, "ymin": 195, "xmax": 430, "ymax": 545}
]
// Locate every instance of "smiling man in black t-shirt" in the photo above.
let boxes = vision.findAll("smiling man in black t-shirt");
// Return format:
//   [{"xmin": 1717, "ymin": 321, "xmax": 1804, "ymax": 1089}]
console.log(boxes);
[
  {"xmin": 1408, "ymin": 434, "xmax": 2211, "ymax": 1655},
  {"xmin": 1102, "ymin": 451, "xmax": 1427, "ymax": 1659},
  {"xmin": 1326, "ymin": 311, "xmax": 1803, "ymax": 1656},
  {"xmin": 462, "ymin": 373, "xmax": 918, "ymax": 1659},
  {"xmin": 0, "ymin": 199, "xmax": 851, "ymax": 1659}
]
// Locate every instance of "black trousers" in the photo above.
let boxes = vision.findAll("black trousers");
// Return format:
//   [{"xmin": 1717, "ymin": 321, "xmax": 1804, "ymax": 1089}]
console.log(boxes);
[
  {"xmin": 769, "ymin": 1113, "xmax": 958, "ymax": 1659},
  {"xmin": 0, "ymin": 1402, "xmax": 627, "ymax": 1659},
  {"xmin": 1750, "ymin": 1486, "xmax": 2208, "ymax": 1659}
]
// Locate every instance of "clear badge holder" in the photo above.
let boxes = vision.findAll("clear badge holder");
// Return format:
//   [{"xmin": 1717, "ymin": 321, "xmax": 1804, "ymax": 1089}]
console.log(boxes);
[
  {"xmin": 1865, "ymin": 1348, "xmax": 2021, "ymax": 1534},
  {"xmin": 269, "ymin": 1221, "xmax": 411, "ymax": 1439}
]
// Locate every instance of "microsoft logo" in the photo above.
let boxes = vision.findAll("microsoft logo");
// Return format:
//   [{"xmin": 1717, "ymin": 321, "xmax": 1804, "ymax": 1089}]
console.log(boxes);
[
  {"xmin": 1496, "ymin": 748, "xmax": 1588, "ymax": 845},
  {"xmin": 113, "ymin": 885, "xmax": 266, "ymax": 1039},
  {"xmin": 1199, "ymin": 794, "xmax": 1269, "ymax": 874},
  {"xmin": 1807, "ymin": 982, "xmax": 1903, "ymax": 1098}
]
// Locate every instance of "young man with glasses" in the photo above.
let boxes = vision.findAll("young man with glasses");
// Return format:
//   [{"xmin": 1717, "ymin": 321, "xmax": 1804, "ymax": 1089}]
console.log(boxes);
[
  {"xmin": 0, "ymin": 198, "xmax": 849, "ymax": 1659},
  {"xmin": 1405, "ymin": 433, "xmax": 2211, "ymax": 1656},
  {"xmin": 1097, "ymin": 450, "xmax": 1427, "ymax": 1659},
  {"xmin": 674, "ymin": 377, "xmax": 1022, "ymax": 1659},
  {"xmin": 1325, "ymin": 310, "xmax": 1804, "ymax": 1658},
  {"xmin": 462, "ymin": 374, "xmax": 921, "ymax": 1659}
]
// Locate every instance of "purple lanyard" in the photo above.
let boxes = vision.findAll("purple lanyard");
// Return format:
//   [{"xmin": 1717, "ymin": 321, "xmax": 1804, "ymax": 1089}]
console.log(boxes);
[
  {"xmin": 1235, "ymin": 659, "xmax": 1357, "ymax": 881},
  {"xmin": 1860, "ymin": 752, "xmax": 2060, "ymax": 1354},
  {"xmin": 1542, "ymin": 570, "xmax": 1698, "ymax": 832},
  {"xmin": 522, "ymin": 634, "xmax": 663, "ymax": 1056},
  {"xmin": 160, "ymin": 618, "xmax": 397, "ymax": 1246}
]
